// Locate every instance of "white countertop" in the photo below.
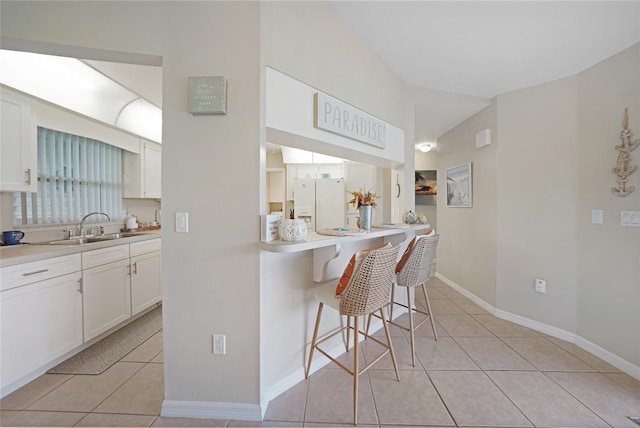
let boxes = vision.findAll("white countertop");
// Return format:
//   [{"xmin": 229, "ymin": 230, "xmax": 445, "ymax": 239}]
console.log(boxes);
[
  {"xmin": 0, "ymin": 231, "xmax": 162, "ymax": 268},
  {"xmin": 260, "ymin": 224, "xmax": 431, "ymax": 253}
]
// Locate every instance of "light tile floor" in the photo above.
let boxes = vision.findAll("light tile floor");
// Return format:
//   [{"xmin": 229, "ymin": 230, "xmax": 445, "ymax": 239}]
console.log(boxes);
[{"xmin": 2, "ymin": 277, "xmax": 639, "ymax": 427}]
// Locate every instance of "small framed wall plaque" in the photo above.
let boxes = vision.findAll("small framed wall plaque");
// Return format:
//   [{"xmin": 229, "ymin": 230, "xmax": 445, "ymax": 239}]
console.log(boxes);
[{"xmin": 188, "ymin": 76, "xmax": 227, "ymax": 115}]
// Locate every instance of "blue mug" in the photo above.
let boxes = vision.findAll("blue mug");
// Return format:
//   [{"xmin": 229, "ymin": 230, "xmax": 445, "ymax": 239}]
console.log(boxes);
[{"xmin": 2, "ymin": 230, "xmax": 25, "ymax": 246}]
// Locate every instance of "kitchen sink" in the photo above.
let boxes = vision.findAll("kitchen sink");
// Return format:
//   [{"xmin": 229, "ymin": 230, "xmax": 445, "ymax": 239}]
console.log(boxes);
[{"xmin": 45, "ymin": 232, "xmax": 143, "ymax": 245}]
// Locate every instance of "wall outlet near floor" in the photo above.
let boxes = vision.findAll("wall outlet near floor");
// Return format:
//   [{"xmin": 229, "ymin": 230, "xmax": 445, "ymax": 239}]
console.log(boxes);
[
  {"xmin": 534, "ymin": 278, "xmax": 547, "ymax": 294},
  {"xmin": 213, "ymin": 334, "xmax": 226, "ymax": 355}
]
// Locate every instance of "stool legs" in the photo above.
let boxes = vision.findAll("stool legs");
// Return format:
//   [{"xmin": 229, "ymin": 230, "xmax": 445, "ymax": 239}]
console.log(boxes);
[
  {"xmin": 305, "ymin": 302, "xmax": 324, "ymax": 379},
  {"xmin": 421, "ymin": 283, "xmax": 438, "ymax": 340},
  {"xmin": 380, "ymin": 307, "xmax": 400, "ymax": 381},
  {"xmin": 406, "ymin": 287, "xmax": 416, "ymax": 366},
  {"xmin": 352, "ymin": 316, "xmax": 359, "ymax": 425}
]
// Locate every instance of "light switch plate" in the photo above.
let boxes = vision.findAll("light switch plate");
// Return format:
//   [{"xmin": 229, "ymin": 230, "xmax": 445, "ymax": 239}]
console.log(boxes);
[
  {"xmin": 621, "ymin": 211, "xmax": 640, "ymax": 227},
  {"xmin": 175, "ymin": 212, "xmax": 189, "ymax": 233},
  {"xmin": 591, "ymin": 209, "xmax": 603, "ymax": 224}
]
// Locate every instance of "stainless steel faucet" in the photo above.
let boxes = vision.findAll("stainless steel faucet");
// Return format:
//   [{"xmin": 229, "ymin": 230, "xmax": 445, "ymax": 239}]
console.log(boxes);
[{"xmin": 79, "ymin": 212, "xmax": 111, "ymax": 237}]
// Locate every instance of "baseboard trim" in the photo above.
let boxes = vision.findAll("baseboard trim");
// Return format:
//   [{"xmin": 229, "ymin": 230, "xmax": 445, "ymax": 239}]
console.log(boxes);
[
  {"xmin": 494, "ymin": 308, "xmax": 576, "ymax": 342},
  {"xmin": 435, "ymin": 272, "xmax": 640, "ymax": 381},
  {"xmin": 435, "ymin": 272, "xmax": 497, "ymax": 315},
  {"xmin": 161, "ymin": 400, "xmax": 262, "ymax": 422},
  {"xmin": 574, "ymin": 335, "xmax": 640, "ymax": 381}
]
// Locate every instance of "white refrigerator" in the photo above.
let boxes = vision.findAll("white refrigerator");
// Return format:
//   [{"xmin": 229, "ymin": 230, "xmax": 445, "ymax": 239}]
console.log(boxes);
[{"xmin": 293, "ymin": 179, "xmax": 345, "ymax": 231}]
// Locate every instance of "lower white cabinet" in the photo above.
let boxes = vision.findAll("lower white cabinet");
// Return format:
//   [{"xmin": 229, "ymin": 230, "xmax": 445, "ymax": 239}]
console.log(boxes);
[
  {"xmin": 0, "ymin": 272, "xmax": 83, "ymax": 389},
  {"xmin": 82, "ymin": 258, "xmax": 132, "ymax": 341},
  {"xmin": 0, "ymin": 238, "xmax": 162, "ymax": 393},
  {"xmin": 131, "ymin": 251, "xmax": 161, "ymax": 315}
]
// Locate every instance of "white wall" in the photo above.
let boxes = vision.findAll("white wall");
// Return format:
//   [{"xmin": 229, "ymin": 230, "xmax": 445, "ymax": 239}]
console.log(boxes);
[
  {"xmin": 438, "ymin": 43, "xmax": 640, "ymax": 371},
  {"xmin": 261, "ymin": 1, "xmax": 414, "ymax": 216},
  {"xmin": 575, "ymin": 43, "xmax": 640, "ymax": 367},
  {"xmin": 437, "ymin": 101, "xmax": 498, "ymax": 306},
  {"xmin": 2, "ymin": 0, "xmax": 263, "ymax": 413},
  {"xmin": 260, "ymin": 0, "xmax": 415, "ymax": 405},
  {"xmin": 496, "ymin": 76, "xmax": 579, "ymax": 332}
]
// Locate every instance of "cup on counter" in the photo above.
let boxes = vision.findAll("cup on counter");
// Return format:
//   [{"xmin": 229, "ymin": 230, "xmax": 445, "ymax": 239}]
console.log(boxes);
[{"xmin": 2, "ymin": 230, "xmax": 25, "ymax": 246}]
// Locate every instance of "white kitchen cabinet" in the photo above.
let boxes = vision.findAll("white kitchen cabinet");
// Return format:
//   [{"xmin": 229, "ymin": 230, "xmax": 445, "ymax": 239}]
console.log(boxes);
[
  {"xmin": 82, "ymin": 245, "xmax": 132, "ymax": 341},
  {"xmin": 0, "ymin": 271, "xmax": 83, "ymax": 390},
  {"xmin": 130, "ymin": 239, "xmax": 162, "ymax": 316},
  {"xmin": 130, "ymin": 251, "xmax": 161, "ymax": 315},
  {"xmin": 0, "ymin": 89, "xmax": 37, "ymax": 192},
  {"xmin": 123, "ymin": 139, "xmax": 161, "ymax": 198}
]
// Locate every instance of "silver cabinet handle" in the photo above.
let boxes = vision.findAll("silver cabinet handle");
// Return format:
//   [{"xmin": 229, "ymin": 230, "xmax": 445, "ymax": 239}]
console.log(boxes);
[
  {"xmin": 133, "ymin": 262, "xmax": 138, "ymax": 275},
  {"xmin": 127, "ymin": 264, "xmax": 131, "ymax": 276},
  {"xmin": 22, "ymin": 269, "xmax": 49, "ymax": 277},
  {"xmin": 25, "ymin": 168, "xmax": 32, "ymax": 185},
  {"xmin": 77, "ymin": 279, "xmax": 83, "ymax": 294}
]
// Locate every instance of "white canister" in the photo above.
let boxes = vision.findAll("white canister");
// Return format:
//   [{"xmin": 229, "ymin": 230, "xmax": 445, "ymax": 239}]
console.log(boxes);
[
  {"xmin": 126, "ymin": 216, "xmax": 138, "ymax": 229},
  {"xmin": 278, "ymin": 219, "xmax": 307, "ymax": 242}
]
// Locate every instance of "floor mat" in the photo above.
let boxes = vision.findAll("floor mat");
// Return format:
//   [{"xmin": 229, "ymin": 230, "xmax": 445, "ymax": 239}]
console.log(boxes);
[{"xmin": 47, "ymin": 306, "xmax": 162, "ymax": 375}]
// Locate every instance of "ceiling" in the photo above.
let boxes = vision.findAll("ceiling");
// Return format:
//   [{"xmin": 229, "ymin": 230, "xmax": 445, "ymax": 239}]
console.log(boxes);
[
  {"xmin": 327, "ymin": 1, "xmax": 640, "ymax": 144},
  {"xmin": 6, "ymin": 2, "xmax": 638, "ymax": 149},
  {"xmin": 327, "ymin": 1, "xmax": 640, "ymax": 98}
]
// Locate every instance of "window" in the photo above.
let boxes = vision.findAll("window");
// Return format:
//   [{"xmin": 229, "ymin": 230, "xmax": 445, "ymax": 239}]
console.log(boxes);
[{"xmin": 13, "ymin": 127, "xmax": 122, "ymax": 226}]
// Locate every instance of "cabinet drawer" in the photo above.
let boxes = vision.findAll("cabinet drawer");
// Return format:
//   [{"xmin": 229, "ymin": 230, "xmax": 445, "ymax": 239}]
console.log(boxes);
[
  {"xmin": 0, "ymin": 253, "xmax": 82, "ymax": 292},
  {"xmin": 82, "ymin": 244, "xmax": 130, "ymax": 269},
  {"xmin": 130, "ymin": 238, "xmax": 161, "ymax": 257}
]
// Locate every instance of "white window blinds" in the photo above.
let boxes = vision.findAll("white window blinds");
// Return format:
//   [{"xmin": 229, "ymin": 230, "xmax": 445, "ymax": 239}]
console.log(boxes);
[{"xmin": 13, "ymin": 127, "xmax": 122, "ymax": 226}]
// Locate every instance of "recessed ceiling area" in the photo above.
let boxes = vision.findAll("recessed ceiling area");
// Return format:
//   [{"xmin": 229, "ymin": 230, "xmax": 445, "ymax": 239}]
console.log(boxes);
[{"xmin": 0, "ymin": 49, "xmax": 162, "ymax": 143}]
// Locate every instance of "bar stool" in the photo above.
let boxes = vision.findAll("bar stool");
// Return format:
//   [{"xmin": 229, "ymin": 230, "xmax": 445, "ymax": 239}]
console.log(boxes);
[
  {"xmin": 370, "ymin": 233, "xmax": 440, "ymax": 367},
  {"xmin": 305, "ymin": 243, "xmax": 401, "ymax": 425}
]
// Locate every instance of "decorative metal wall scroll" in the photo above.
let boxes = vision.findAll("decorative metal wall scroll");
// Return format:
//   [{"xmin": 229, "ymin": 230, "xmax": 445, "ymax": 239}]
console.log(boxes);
[{"xmin": 612, "ymin": 108, "xmax": 639, "ymax": 197}]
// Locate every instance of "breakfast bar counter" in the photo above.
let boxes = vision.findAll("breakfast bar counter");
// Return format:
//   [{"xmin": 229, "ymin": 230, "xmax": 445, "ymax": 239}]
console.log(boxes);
[
  {"xmin": 260, "ymin": 224, "xmax": 431, "ymax": 282},
  {"xmin": 259, "ymin": 223, "xmax": 433, "ymax": 404},
  {"xmin": 260, "ymin": 224, "xmax": 431, "ymax": 253}
]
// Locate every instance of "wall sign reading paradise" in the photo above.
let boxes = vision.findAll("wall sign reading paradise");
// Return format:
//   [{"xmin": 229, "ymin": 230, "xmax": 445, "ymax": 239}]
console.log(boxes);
[{"xmin": 314, "ymin": 92, "xmax": 386, "ymax": 148}]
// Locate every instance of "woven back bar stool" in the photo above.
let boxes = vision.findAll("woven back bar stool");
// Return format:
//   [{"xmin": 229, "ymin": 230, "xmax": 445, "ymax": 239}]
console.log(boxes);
[
  {"xmin": 370, "ymin": 233, "xmax": 440, "ymax": 367},
  {"xmin": 305, "ymin": 244, "xmax": 401, "ymax": 425}
]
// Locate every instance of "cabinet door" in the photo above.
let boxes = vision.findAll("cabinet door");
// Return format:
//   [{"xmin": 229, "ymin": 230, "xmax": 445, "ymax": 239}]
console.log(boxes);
[
  {"xmin": 0, "ymin": 90, "xmax": 37, "ymax": 192},
  {"xmin": 83, "ymin": 259, "xmax": 131, "ymax": 341},
  {"xmin": 0, "ymin": 272, "xmax": 83, "ymax": 389},
  {"xmin": 122, "ymin": 140, "xmax": 161, "ymax": 199},
  {"xmin": 143, "ymin": 142, "xmax": 161, "ymax": 198},
  {"xmin": 130, "ymin": 251, "xmax": 161, "ymax": 315}
]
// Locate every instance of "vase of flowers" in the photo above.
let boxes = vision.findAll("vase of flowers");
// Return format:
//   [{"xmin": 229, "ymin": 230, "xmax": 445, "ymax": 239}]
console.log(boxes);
[{"xmin": 347, "ymin": 188, "xmax": 378, "ymax": 231}]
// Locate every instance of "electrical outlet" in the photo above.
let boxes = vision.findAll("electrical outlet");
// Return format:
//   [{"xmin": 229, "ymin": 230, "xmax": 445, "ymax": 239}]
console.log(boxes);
[
  {"xmin": 535, "ymin": 278, "xmax": 547, "ymax": 294},
  {"xmin": 213, "ymin": 334, "xmax": 226, "ymax": 355}
]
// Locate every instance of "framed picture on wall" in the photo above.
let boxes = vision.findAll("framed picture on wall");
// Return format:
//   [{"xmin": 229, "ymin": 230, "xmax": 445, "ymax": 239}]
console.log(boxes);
[
  {"xmin": 446, "ymin": 163, "xmax": 472, "ymax": 207},
  {"xmin": 415, "ymin": 170, "xmax": 437, "ymax": 205}
]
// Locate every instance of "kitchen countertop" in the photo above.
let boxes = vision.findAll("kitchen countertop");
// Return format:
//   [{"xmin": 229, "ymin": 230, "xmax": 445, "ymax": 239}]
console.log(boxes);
[{"xmin": 0, "ymin": 231, "xmax": 162, "ymax": 268}]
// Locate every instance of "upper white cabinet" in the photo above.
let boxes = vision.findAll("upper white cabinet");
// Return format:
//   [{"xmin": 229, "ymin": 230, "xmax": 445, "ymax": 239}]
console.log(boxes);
[
  {"xmin": 123, "ymin": 140, "xmax": 161, "ymax": 198},
  {"xmin": 0, "ymin": 89, "xmax": 37, "ymax": 192}
]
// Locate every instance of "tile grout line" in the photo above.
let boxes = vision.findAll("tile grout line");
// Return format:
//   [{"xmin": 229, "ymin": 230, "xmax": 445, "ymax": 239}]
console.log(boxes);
[{"xmin": 539, "ymin": 370, "xmax": 615, "ymax": 428}]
